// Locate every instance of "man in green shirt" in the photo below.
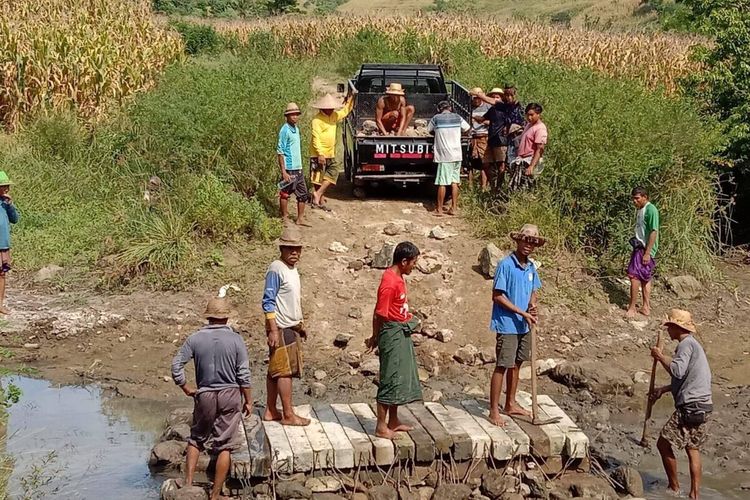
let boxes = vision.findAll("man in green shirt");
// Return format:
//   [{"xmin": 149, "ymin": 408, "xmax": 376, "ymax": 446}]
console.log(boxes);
[{"xmin": 626, "ymin": 186, "xmax": 659, "ymax": 318}]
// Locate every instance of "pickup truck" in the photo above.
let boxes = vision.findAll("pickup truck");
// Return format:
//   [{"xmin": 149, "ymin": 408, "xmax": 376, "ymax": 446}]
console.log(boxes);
[{"xmin": 338, "ymin": 64, "xmax": 471, "ymax": 197}]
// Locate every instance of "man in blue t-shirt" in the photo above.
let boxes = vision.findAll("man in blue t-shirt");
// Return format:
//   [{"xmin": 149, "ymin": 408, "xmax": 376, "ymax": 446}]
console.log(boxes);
[
  {"xmin": 488, "ymin": 224, "xmax": 545, "ymax": 427},
  {"xmin": 277, "ymin": 102, "xmax": 309, "ymax": 226}
]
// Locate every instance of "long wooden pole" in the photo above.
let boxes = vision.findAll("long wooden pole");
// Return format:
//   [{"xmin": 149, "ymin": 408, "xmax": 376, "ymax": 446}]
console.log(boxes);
[
  {"xmin": 530, "ymin": 323, "xmax": 539, "ymax": 423},
  {"xmin": 640, "ymin": 329, "xmax": 663, "ymax": 447}
]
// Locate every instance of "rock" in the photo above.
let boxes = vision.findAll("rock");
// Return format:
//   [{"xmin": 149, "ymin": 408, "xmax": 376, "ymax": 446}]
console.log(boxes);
[
  {"xmin": 498, "ymin": 494, "xmax": 523, "ymax": 500},
  {"xmin": 348, "ymin": 307, "xmax": 363, "ymax": 319},
  {"xmin": 416, "ymin": 254, "xmax": 442, "ymax": 275},
  {"xmin": 629, "ymin": 320, "xmax": 648, "ymax": 331},
  {"xmin": 424, "ymin": 389, "xmax": 443, "ymax": 402},
  {"xmin": 313, "ymin": 495, "xmax": 347, "ymax": 500},
  {"xmin": 118, "ymin": 336, "xmax": 127, "ymax": 343},
  {"xmin": 162, "ymin": 423, "xmax": 191, "ymax": 442},
  {"xmin": 633, "ymin": 371, "xmax": 650, "ymax": 384},
  {"xmin": 741, "ymin": 482, "xmax": 750, "ymax": 490},
  {"xmin": 308, "ymin": 382, "xmax": 327, "ymax": 398},
  {"xmin": 517, "ymin": 483, "xmax": 531, "ymax": 497},
  {"xmin": 383, "ymin": 223, "xmax": 401, "ymax": 236},
  {"xmin": 463, "ymin": 385, "xmax": 484, "ymax": 398},
  {"xmin": 372, "ymin": 243, "xmax": 396, "ymax": 269},
  {"xmin": 610, "ymin": 466, "xmax": 644, "ymax": 497},
  {"xmin": 368, "ymin": 484, "xmax": 397, "ymax": 500},
  {"xmin": 348, "ymin": 260, "xmax": 365, "ymax": 271},
  {"xmin": 519, "ymin": 358, "xmax": 560, "ymax": 380},
  {"xmin": 416, "ymin": 487, "xmax": 434, "ymax": 500},
  {"xmin": 429, "ymin": 226, "xmax": 449, "ymax": 240},
  {"xmin": 334, "ymin": 333, "xmax": 353, "ymax": 347},
  {"xmin": 418, "ymin": 368, "xmax": 430, "ymax": 382},
  {"xmin": 149, "ymin": 440, "xmax": 186, "ymax": 468},
  {"xmin": 479, "ymin": 349, "xmax": 496, "ymax": 365},
  {"xmin": 454, "ymin": 344, "xmax": 479, "ymax": 365},
  {"xmin": 583, "ymin": 406, "xmax": 610, "ymax": 428},
  {"xmin": 522, "ymin": 471, "xmax": 548, "ymax": 499},
  {"xmin": 23, "ymin": 343, "xmax": 40, "ymax": 349},
  {"xmin": 253, "ymin": 484, "xmax": 271, "ymax": 496},
  {"xmin": 421, "ymin": 322, "xmax": 439, "ymax": 338},
  {"xmin": 161, "ymin": 480, "xmax": 207, "ymax": 500},
  {"xmin": 478, "ymin": 243, "xmax": 506, "ymax": 278},
  {"xmin": 314, "ymin": 370, "xmax": 327, "ymax": 380},
  {"xmin": 559, "ymin": 335, "xmax": 571, "ymax": 344},
  {"xmin": 433, "ymin": 484, "xmax": 472, "ymax": 500},
  {"xmin": 666, "ymin": 275, "xmax": 702, "ymax": 299},
  {"xmin": 547, "ymin": 488, "xmax": 572, "ymax": 500},
  {"xmin": 481, "ymin": 469, "xmax": 517, "ymax": 498},
  {"xmin": 277, "ymin": 480, "xmax": 313, "ymax": 500},
  {"xmin": 329, "ymin": 241, "xmax": 349, "ymax": 253},
  {"xmin": 33, "ymin": 264, "xmax": 64, "ymax": 283},
  {"xmin": 555, "ymin": 474, "xmax": 617, "ymax": 499},
  {"xmin": 550, "ymin": 360, "xmax": 632, "ymax": 395},
  {"xmin": 360, "ymin": 358, "xmax": 380, "ymax": 376},
  {"xmin": 436, "ymin": 329, "xmax": 454, "ymax": 343},
  {"xmin": 398, "ymin": 487, "xmax": 419, "ymax": 500},
  {"xmin": 343, "ymin": 350, "xmax": 362, "ymax": 368},
  {"xmin": 305, "ymin": 476, "xmax": 342, "ymax": 493},
  {"xmin": 411, "ymin": 333, "xmax": 426, "ymax": 346},
  {"xmin": 166, "ymin": 407, "xmax": 193, "ymax": 427}
]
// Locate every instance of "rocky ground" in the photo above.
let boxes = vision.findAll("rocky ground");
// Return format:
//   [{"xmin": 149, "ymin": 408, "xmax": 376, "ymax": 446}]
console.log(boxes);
[{"xmin": 2, "ymin": 185, "xmax": 749, "ymax": 496}]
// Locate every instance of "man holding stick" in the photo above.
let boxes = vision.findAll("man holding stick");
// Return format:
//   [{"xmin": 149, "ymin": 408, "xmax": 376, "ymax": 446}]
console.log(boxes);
[{"xmin": 649, "ymin": 308, "xmax": 712, "ymax": 500}]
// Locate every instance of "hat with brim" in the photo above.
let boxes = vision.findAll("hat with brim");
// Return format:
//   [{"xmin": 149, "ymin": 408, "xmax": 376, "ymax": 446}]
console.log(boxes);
[
  {"xmin": 313, "ymin": 93, "xmax": 342, "ymax": 110},
  {"xmin": 277, "ymin": 224, "xmax": 303, "ymax": 247},
  {"xmin": 488, "ymin": 87, "xmax": 504, "ymax": 97},
  {"xmin": 204, "ymin": 297, "xmax": 231, "ymax": 319},
  {"xmin": 284, "ymin": 102, "xmax": 301, "ymax": 116},
  {"xmin": 663, "ymin": 308, "xmax": 697, "ymax": 333},
  {"xmin": 509, "ymin": 223, "xmax": 546, "ymax": 247},
  {"xmin": 0, "ymin": 171, "xmax": 13, "ymax": 186},
  {"xmin": 470, "ymin": 87, "xmax": 483, "ymax": 96},
  {"xmin": 385, "ymin": 83, "xmax": 405, "ymax": 96}
]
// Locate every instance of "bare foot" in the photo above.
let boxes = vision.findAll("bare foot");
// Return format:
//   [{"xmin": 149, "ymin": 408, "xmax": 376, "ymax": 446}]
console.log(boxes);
[
  {"xmin": 447, "ymin": 207, "xmax": 456, "ymax": 216},
  {"xmin": 387, "ymin": 419, "xmax": 413, "ymax": 432},
  {"xmin": 625, "ymin": 308, "xmax": 637, "ymax": 318},
  {"xmin": 433, "ymin": 210, "xmax": 444, "ymax": 217},
  {"xmin": 375, "ymin": 425, "xmax": 395, "ymax": 439},
  {"xmin": 488, "ymin": 411, "xmax": 507, "ymax": 427},
  {"xmin": 263, "ymin": 408, "xmax": 282, "ymax": 421},
  {"xmin": 504, "ymin": 404, "xmax": 532, "ymax": 417},
  {"xmin": 0, "ymin": 305, "xmax": 9, "ymax": 316},
  {"xmin": 639, "ymin": 307, "xmax": 650, "ymax": 317},
  {"xmin": 280, "ymin": 414, "xmax": 310, "ymax": 426}
]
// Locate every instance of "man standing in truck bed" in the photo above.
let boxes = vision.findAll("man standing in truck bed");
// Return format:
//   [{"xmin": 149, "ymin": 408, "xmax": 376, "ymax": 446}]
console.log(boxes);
[{"xmin": 376, "ymin": 83, "xmax": 416, "ymax": 136}]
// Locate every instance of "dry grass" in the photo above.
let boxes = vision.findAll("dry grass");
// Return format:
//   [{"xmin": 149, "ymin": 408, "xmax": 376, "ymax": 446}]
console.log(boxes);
[
  {"xmin": 0, "ymin": 0, "xmax": 183, "ymax": 131},
  {"xmin": 206, "ymin": 15, "xmax": 703, "ymax": 93}
]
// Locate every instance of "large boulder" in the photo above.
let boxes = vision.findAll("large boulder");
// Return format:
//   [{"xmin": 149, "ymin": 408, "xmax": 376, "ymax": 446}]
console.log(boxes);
[
  {"xmin": 610, "ymin": 465, "xmax": 644, "ymax": 497},
  {"xmin": 481, "ymin": 469, "xmax": 517, "ymax": 499},
  {"xmin": 372, "ymin": 243, "xmax": 396, "ymax": 269},
  {"xmin": 432, "ymin": 483, "xmax": 472, "ymax": 500},
  {"xmin": 149, "ymin": 440, "xmax": 187, "ymax": 468},
  {"xmin": 554, "ymin": 474, "xmax": 618, "ymax": 499},
  {"xmin": 478, "ymin": 244, "xmax": 506, "ymax": 278},
  {"xmin": 166, "ymin": 407, "xmax": 193, "ymax": 427},
  {"xmin": 160, "ymin": 480, "xmax": 208, "ymax": 500},
  {"xmin": 368, "ymin": 484, "xmax": 398, "ymax": 500},
  {"xmin": 550, "ymin": 360, "xmax": 632, "ymax": 395},
  {"xmin": 306, "ymin": 476, "xmax": 343, "ymax": 493},
  {"xmin": 277, "ymin": 480, "xmax": 313, "ymax": 500},
  {"xmin": 161, "ymin": 423, "xmax": 191, "ymax": 442},
  {"xmin": 665, "ymin": 275, "xmax": 702, "ymax": 299}
]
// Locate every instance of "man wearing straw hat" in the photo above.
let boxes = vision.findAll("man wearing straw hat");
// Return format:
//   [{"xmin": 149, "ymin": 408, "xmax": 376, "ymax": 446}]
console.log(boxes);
[
  {"xmin": 469, "ymin": 88, "xmax": 491, "ymax": 190},
  {"xmin": 310, "ymin": 92, "xmax": 355, "ymax": 210},
  {"xmin": 488, "ymin": 224, "xmax": 544, "ymax": 426},
  {"xmin": 277, "ymin": 102, "xmax": 309, "ymax": 225},
  {"xmin": 171, "ymin": 295, "xmax": 253, "ymax": 500},
  {"xmin": 376, "ymin": 83, "xmax": 416, "ymax": 136},
  {"xmin": 649, "ymin": 309, "xmax": 712, "ymax": 500},
  {"xmin": 0, "ymin": 171, "xmax": 19, "ymax": 316},
  {"xmin": 261, "ymin": 225, "xmax": 310, "ymax": 426}
]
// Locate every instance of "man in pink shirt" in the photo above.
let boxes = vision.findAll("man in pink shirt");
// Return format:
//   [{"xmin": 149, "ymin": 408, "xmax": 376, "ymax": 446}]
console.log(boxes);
[{"xmin": 509, "ymin": 103, "xmax": 547, "ymax": 191}]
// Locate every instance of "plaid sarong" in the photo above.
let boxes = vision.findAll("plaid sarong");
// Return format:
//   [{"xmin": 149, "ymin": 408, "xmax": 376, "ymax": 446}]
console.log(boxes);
[{"xmin": 268, "ymin": 326, "xmax": 303, "ymax": 378}]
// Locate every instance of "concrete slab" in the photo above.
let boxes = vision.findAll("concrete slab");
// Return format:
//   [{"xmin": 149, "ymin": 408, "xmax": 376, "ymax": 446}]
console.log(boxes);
[
  {"xmin": 407, "ymin": 402, "xmax": 453, "ymax": 455},
  {"xmin": 424, "ymin": 402, "xmax": 472, "ymax": 460},
  {"xmin": 537, "ymin": 395, "xmax": 589, "ymax": 458},
  {"xmin": 331, "ymin": 403, "xmax": 374, "ymax": 466},
  {"xmin": 395, "ymin": 405, "xmax": 431, "ymax": 462},
  {"xmin": 350, "ymin": 403, "xmax": 396, "ymax": 466},
  {"xmin": 259, "ymin": 408, "xmax": 294, "ymax": 473},
  {"xmin": 516, "ymin": 391, "xmax": 566, "ymax": 456},
  {"xmin": 297, "ymin": 404, "xmax": 336, "ymax": 470},
  {"xmin": 460, "ymin": 400, "xmax": 515, "ymax": 460},
  {"xmin": 313, "ymin": 404, "xmax": 355, "ymax": 469},
  {"xmin": 443, "ymin": 401, "xmax": 491, "ymax": 459},
  {"xmin": 471, "ymin": 399, "xmax": 530, "ymax": 456}
]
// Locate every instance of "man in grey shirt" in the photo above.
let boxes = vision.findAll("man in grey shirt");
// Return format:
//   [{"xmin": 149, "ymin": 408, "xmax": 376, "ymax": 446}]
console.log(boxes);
[
  {"xmin": 172, "ymin": 296, "xmax": 252, "ymax": 500},
  {"xmin": 650, "ymin": 308, "xmax": 712, "ymax": 500}
]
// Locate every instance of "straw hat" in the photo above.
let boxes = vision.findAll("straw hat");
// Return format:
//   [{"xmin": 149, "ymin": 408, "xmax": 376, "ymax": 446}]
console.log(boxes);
[
  {"xmin": 509, "ymin": 224, "xmax": 546, "ymax": 246},
  {"xmin": 0, "ymin": 171, "xmax": 13, "ymax": 186},
  {"xmin": 284, "ymin": 102, "xmax": 301, "ymax": 116},
  {"xmin": 487, "ymin": 87, "xmax": 504, "ymax": 96},
  {"xmin": 278, "ymin": 224, "xmax": 303, "ymax": 247},
  {"xmin": 663, "ymin": 308, "xmax": 697, "ymax": 333},
  {"xmin": 385, "ymin": 83, "xmax": 405, "ymax": 96},
  {"xmin": 204, "ymin": 297, "xmax": 231, "ymax": 320},
  {"xmin": 470, "ymin": 87, "xmax": 483, "ymax": 96},
  {"xmin": 313, "ymin": 93, "xmax": 342, "ymax": 110}
]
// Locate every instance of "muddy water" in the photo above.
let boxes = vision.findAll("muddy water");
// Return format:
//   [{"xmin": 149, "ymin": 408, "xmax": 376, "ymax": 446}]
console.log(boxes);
[{"xmin": 3, "ymin": 376, "xmax": 174, "ymax": 499}]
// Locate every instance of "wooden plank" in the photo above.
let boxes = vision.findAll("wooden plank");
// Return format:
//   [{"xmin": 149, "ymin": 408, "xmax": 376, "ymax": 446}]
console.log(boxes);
[
  {"xmin": 537, "ymin": 395, "xmax": 589, "ymax": 459},
  {"xmin": 313, "ymin": 404, "xmax": 355, "ymax": 469},
  {"xmin": 460, "ymin": 400, "xmax": 516, "ymax": 460},
  {"xmin": 258, "ymin": 409, "xmax": 294, "ymax": 473},
  {"xmin": 331, "ymin": 403, "xmax": 373, "ymax": 466},
  {"xmin": 406, "ymin": 402, "xmax": 452, "ymax": 455},
  {"xmin": 443, "ymin": 401, "xmax": 491, "ymax": 459},
  {"xmin": 424, "ymin": 402, "xmax": 473, "ymax": 460},
  {"xmin": 516, "ymin": 391, "xmax": 566, "ymax": 457},
  {"xmin": 471, "ymin": 399, "xmax": 530, "ymax": 456},
  {"xmin": 297, "ymin": 404, "xmax": 336, "ymax": 470},
  {"xmin": 350, "ymin": 403, "xmax": 396, "ymax": 466},
  {"xmin": 366, "ymin": 403, "xmax": 416, "ymax": 461},
  {"xmin": 394, "ymin": 405, "xmax": 432, "ymax": 462}
]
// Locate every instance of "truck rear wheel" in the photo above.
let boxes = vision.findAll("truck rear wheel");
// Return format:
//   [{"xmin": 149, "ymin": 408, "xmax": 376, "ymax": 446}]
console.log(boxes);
[{"xmin": 353, "ymin": 186, "xmax": 367, "ymax": 199}]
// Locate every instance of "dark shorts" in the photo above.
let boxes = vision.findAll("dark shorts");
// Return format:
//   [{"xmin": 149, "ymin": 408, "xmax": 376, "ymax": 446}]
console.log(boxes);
[
  {"xmin": 627, "ymin": 247, "xmax": 656, "ymax": 283},
  {"xmin": 310, "ymin": 157, "xmax": 340, "ymax": 186},
  {"xmin": 660, "ymin": 410, "xmax": 708, "ymax": 450},
  {"xmin": 279, "ymin": 170, "xmax": 310, "ymax": 203},
  {"xmin": 189, "ymin": 387, "xmax": 242, "ymax": 454},
  {"xmin": 495, "ymin": 333, "xmax": 530, "ymax": 368}
]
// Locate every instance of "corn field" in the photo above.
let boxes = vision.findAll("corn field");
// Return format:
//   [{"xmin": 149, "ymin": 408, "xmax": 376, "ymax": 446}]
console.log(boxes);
[
  {"xmin": 0, "ymin": 0, "xmax": 183, "ymax": 131},
  {"xmin": 209, "ymin": 15, "xmax": 703, "ymax": 93}
]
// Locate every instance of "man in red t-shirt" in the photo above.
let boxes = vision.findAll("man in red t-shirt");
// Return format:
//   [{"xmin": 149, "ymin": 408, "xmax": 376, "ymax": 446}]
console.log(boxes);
[{"xmin": 366, "ymin": 241, "xmax": 422, "ymax": 439}]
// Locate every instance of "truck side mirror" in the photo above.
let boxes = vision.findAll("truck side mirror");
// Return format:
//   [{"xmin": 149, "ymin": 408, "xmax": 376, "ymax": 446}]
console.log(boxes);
[{"xmin": 337, "ymin": 83, "xmax": 345, "ymax": 94}]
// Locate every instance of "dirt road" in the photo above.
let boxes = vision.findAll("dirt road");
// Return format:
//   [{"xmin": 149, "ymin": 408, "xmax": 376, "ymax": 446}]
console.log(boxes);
[{"xmin": 3, "ymin": 186, "xmax": 750, "ymax": 477}]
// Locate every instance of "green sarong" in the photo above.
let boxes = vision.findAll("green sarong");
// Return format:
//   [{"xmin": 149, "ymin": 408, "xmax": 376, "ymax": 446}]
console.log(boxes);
[{"xmin": 376, "ymin": 317, "xmax": 422, "ymax": 405}]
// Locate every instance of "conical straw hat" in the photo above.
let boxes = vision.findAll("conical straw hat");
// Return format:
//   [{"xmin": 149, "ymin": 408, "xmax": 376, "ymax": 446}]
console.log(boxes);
[{"xmin": 312, "ymin": 93, "xmax": 342, "ymax": 109}]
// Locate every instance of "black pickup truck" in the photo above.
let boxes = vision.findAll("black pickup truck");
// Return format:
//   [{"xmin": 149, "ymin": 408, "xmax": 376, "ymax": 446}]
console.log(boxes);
[{"xmin": 338, "ymin": 64, "xmax": 471, "ymax": 196}]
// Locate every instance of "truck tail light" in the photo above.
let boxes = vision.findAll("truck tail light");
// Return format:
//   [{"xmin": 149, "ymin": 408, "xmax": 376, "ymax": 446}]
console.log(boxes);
[{"xmin": 362, "ymin": 164, "xmax": 385, "ymax": 172}]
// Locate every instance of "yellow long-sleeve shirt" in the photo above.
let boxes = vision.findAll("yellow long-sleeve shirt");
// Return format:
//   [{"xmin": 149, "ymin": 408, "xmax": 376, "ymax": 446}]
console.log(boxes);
[{"xmin": 309, "ymin": 98, "xmax": 354, "ymax": 158}]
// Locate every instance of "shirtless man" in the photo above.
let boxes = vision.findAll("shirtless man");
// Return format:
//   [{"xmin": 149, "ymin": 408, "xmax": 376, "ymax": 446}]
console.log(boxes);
[{"xmin": 376, "ymin": 83, "xmax": 415, "ymax": 136}]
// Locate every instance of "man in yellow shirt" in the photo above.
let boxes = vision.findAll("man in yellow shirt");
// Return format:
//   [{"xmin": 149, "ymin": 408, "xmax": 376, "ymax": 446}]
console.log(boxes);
[{"xmin": 310, "ymin": 92, "xmax": 355, "ymax": 209}]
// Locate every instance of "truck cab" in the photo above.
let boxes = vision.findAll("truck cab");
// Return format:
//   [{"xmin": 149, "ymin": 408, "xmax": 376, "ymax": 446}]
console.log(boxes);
[{"xmin": 340, "ymin": 64, "xmax": 471, "ymax": 197}]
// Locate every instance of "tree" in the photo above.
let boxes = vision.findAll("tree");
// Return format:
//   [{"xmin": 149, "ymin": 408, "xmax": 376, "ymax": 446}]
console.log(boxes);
[{"xmin": 266, "ymin": 0, "xmax": 298, "ymax": 14}]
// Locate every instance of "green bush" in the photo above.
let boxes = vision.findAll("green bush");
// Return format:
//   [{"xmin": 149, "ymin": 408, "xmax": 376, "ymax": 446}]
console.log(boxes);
[
  {"xmin": 154, "ymin": 0, "xmax": 266, "ymax": 17},
  {"xmin": 170, "ymin": 21, "xmax": 223, "ymax": 55}
]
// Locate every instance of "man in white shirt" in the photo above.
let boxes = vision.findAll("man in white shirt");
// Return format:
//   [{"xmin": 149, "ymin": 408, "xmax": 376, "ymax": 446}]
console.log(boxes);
[{"xmin": 428, "ymin": 101, "xmax": 470, "ymax": 216}]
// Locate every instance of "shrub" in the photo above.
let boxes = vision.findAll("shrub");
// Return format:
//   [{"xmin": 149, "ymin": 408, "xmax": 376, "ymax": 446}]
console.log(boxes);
[{"xmin": 170, "ymin": 21, "xmax": 223, "ymax": 55}]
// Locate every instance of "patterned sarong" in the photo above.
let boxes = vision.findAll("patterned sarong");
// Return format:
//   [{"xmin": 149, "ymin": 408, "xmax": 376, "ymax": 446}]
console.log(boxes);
[
  {"xmin": 268, "ymin": 326, "xmax": 303, "ymax": 378},
  {"xmin": 627, "ymin": 247, "xmax": 656, "ymax": 283},
  {"xmin": 376, "ymin": 317, "xmax": 422, "ymax": 406}
]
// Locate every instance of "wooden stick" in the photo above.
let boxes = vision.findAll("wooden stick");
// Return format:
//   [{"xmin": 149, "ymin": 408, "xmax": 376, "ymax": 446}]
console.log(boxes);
[
  {"xmin": 530, "ymin": 323, "xmax": 539, "ymax": 423},
  {"xmin": 640, "ymin": 329, "xmax": 663, "ymax": 447}
]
